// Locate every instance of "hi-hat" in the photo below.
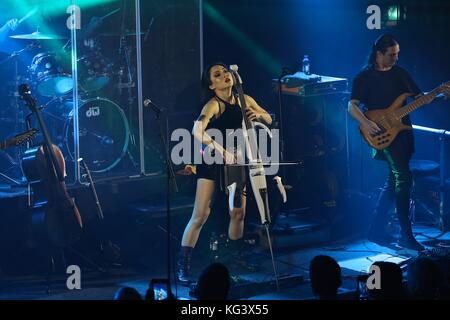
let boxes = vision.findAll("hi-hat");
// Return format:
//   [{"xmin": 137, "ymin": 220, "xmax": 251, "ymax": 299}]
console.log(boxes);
[{"xmin": 10, "ymin": 31, "xmax": 67, "ymax": 40}]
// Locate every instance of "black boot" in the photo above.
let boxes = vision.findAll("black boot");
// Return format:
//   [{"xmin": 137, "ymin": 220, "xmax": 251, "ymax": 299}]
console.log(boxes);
[
  {"xmin": 395, "ymin": 175, "xmax": 424, "ymax": 251},
  {"xmin": 369, "ymin": 175, "xmax": 397, "ymax": 245},
  {"xmin": 177, "ymin": 246, "xmax": 193, "ymax": 284}
]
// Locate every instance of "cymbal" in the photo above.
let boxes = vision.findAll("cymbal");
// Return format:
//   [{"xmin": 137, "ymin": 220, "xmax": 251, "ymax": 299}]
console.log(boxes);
[
  {"xmin": 10, "ymin": 31, "xmax": 67, "ymax": 40},
  {"xmin": 99, "ymin": 31, "xmax": 145, "ymax": 37}
]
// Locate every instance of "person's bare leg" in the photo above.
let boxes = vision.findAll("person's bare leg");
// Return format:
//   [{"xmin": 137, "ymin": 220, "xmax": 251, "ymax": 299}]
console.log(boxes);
[
  {"xmin": 181, "ymin": 178, "xmax": 216, "ymax": 247},
  {"xmin": 228, "ymin": 190, "xmax": 246, "ymax": 240}
]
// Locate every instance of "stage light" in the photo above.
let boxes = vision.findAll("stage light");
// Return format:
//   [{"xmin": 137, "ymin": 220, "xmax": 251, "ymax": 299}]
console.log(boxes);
[
  {"xmin": 387, "ymin": 5, "xmax": 400, "ymax": 21},
  {"xmin": 203, "ymin": 1, "xmax": 282, "ymax": 76}
]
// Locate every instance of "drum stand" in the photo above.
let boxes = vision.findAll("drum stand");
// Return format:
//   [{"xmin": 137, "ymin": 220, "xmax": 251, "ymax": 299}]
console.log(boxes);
[
  {"xmin": 0, "ymin": 172, "xmax": 22, "ymax": 185},
  {"xmin": 412, "ymin": 125, "xmax": 450, "ymax": 235},
  {"xmin": 117, "ymin": 33, "xmax": 141, "ymax": 173}
]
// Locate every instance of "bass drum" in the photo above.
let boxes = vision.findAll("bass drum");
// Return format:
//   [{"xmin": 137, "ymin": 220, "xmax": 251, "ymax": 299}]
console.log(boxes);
[{"xmin": 64, "ymin": 98, "xmax": 130, "ymax": 173}]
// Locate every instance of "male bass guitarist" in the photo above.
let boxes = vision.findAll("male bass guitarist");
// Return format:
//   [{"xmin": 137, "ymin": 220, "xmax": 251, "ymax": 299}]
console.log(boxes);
[{"xmin": 348, "ymin": 34, "xmax": 450, "ymax": 251}]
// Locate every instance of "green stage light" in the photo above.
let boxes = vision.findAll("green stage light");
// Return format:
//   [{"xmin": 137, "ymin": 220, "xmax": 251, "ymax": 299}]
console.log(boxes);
[
  {"xmin": 204, "ymin": 1, "xmax": 283, "ymax": 76},
  {"xmin": 387, "ymin": 5, "xmax": 399, "ymax": 21}
]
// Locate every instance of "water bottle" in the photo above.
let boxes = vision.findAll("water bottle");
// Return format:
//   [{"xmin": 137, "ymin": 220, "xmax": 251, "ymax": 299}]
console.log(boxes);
[
  {"xmin": 302, "ymin": 55, "xmax": 310, "ymax": 75},
  {"xmin": 209, "ymin": 232, "xmax": 219, "ymax": 261}
]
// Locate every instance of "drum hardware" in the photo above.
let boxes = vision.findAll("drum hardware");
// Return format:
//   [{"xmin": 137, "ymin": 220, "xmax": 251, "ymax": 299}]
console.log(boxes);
[
  {"xmin": 99, "ymin": 31, "xmax": 145, "ymax": 37},
  {"xmin": 27, "ymin": 47, "xmax": 114, "ymax": 97},
  {"xmin": 0, "ymin": 42, "xmax": 39, "ymax": 186},
  {"xmin": 0, "ymin": 171, "xmax": 21, "ymax": 185},
  {"xmin": 1, "ymin": 11, "xmax": 137, "ymax": 182},
  {"xmin": 116, "ymin": 67, "xmax": 135, "ymax": 91},
  {"xmin": 0, "ymin": 41, "xmax": 40, "ymax": 65},
  {"xmin": 125, "ymin": 140, "xmax": 139, "ymax": 171},
  {"xmin": 79, "ymin": 158, "xmax": 121, "ymax": 265},
  {"xmin": 115, "ymin": 25, "xmax": 140, "ymax": 174},
  {"xmin": 10, "ymin": 29, "xmax": 68, "ymax": 40},
  {"xmin": 116, "ymin": 36, "xmax": 135, "ymax": 98}
]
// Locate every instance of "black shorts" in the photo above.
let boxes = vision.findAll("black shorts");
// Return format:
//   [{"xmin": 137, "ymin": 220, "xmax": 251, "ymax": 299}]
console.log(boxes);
[
  {"xmin": 196, "ymin": 163, "xmax": 246, "ymax": 194},
  {"xmin": 196, "ymin": 163, "xmax": 223, "ymax": 182}
]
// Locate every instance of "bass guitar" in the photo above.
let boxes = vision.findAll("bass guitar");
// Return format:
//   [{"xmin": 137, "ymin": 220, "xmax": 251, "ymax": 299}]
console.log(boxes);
[{"xmin": 361, "ymin": 81, "xmax": 450, "ymax": 150}]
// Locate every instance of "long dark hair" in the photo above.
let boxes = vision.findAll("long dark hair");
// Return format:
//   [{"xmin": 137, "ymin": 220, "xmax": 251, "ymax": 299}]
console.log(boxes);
[
  {"xmin": 366, "ymin": 34, "xmax": 399, "ymax": 69},
  {"xmin": 201, "ymin": 62, "xmax": 229, "ymax": 103}
]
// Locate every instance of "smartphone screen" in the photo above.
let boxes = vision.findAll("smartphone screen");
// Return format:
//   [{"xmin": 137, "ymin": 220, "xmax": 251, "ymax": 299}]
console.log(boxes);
[
  {"xmin": 151, "ymin": 279, "xmax": 168, "ymax": 300},
  {"xmin": 357, "ymin": 279, "xmax": 369, "ymax": 300}
]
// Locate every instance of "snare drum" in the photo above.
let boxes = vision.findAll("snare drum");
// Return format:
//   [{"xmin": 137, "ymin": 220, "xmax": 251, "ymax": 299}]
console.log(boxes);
[{"xmin": 29, "ymin": 52, "xmax": 73, "ymax": 97}]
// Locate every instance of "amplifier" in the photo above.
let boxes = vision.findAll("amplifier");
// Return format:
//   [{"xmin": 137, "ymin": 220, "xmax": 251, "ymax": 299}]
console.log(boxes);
[{"xmin": 273, "ymin": 72, "xmax": 348, "ymax": 97}]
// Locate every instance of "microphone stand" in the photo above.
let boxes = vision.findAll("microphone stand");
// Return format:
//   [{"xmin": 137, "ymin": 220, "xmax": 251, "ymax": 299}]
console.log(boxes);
[{"xmin": 148, "ymin": 100, "xmax": 178, "ymax": 299}]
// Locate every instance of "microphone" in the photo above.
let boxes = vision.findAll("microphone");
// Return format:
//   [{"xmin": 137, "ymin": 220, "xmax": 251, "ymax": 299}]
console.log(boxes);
[
  {"xmin": 101, "ymin": 136, "xmax": 114, "ymax": 145},
  {"xmin": 144, "ymin": 98, "xmax": 162, "ymax": 115}
]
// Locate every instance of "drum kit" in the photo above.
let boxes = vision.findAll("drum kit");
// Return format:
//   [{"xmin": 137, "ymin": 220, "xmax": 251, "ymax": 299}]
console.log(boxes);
[{"xmin": 0, "ymin": 11, "xmax": 143, "ymax": 182}]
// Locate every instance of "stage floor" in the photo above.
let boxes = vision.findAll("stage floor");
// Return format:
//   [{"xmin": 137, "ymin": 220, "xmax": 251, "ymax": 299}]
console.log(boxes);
[{"xmin": 1, "ymin": 224, "xmax": 448, "ymax": 300}]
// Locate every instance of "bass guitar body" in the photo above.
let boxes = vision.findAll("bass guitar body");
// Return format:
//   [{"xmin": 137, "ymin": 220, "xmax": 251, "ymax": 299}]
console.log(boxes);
[{"xmin": 360, "ymin": 93, "xmax": 413, "ymax": 150}]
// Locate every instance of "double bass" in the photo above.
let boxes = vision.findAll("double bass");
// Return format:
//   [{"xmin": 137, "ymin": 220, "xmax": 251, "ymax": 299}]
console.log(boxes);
[{"xmin": 20, "ymin": 84, "xmax": 82, "ymax": 247}]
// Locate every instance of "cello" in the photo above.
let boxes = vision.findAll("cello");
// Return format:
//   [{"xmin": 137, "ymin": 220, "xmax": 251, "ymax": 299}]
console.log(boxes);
[
  {"xmin": 226, "ymin": 65, "xmax": 287, "ymax": 224},
  {"xmin": 226, "ymin": 65, "xmax": 290, "ymax": 289},
  {"xmin": 20, "ymin": 84, "xmax": 82, "ymax": 247}
]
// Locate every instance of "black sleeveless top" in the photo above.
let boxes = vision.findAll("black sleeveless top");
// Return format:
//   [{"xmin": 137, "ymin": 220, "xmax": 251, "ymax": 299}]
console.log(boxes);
[
  {"xmin": 196, "ymin": 95, "xmax": 243, "ymax": 182},
  {"xmin": 206, "ymin": 95, "xmax": 243, "ymax": 135}
]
